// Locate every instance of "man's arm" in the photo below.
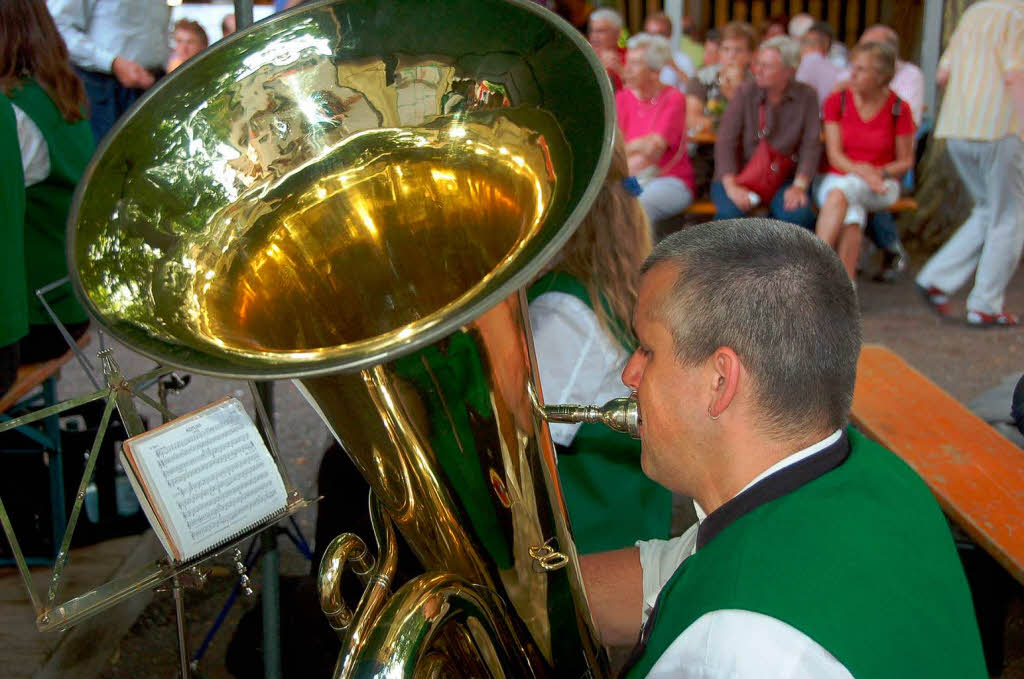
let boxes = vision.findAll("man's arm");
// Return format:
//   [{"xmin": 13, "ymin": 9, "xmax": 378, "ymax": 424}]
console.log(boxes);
[
  {"xmin": 1007, "ymin": 69, "xmax": 1024, "ymax": 130},
  {"xmin": 47, "ymin": 0, "xmax": 116, "ymax": 73},
  {"xmin": 579, "ymin": 547, "xmax": 644, "ymax": 647},
  {"xmin": 47, "ymin": 0, "xmax": 154, "ymax": 88}
]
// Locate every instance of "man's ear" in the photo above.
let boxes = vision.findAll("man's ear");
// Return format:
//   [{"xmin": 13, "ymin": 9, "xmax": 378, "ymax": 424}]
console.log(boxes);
[{"xmin": 707, "ymin": 347, "xmax": 741, "ymax": 419}]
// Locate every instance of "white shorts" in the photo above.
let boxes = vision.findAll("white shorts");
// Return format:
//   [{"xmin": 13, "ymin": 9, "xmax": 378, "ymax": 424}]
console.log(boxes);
[{"xmin": 814, "ymin": 172, "xmax": 900, "ymax": 229}]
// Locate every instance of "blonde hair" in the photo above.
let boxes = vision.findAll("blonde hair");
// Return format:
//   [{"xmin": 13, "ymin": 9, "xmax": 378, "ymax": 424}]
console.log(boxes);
[
  {"xmin": 852, "ymin": 41, "xmax": 896, "ymax": 86},
  {"xmin": 553, "ymin": 133, "xmax": 651, "ymax": 347}
]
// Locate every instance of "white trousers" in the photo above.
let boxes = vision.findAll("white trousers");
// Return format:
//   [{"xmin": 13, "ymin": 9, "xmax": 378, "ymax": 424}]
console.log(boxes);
[
  {"xmin": 638, "ymin": 176, "xmax": 694, "ymax": 224},
  {"xmin": 917, "ymin": 136, "xmax": 1024, "ymax": 314},
  {"xmin": 814, "ymin": 172, "xmax": 900, "ymax": 229}
]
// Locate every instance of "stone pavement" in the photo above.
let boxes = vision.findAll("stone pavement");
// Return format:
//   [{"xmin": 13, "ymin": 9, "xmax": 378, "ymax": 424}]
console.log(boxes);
[{"xmin": 0, "ymin": 261, "xmax": 1021, "ymax": 678}]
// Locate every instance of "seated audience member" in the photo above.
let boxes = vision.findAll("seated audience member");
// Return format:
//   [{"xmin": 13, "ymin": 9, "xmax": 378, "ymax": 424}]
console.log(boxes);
[
  {"xmin": 687, "ymin": 22, "xmax": 757, "ymax": 133},
  {"xmin": 528, "ymin": 134, "xmax": 671, "ymax": 555},
  {"xmin": 644, "ymin": 13, "xmax": 695, "ymax": 92},
  {"xmin": 589, "ymin": 8, "xmax": 627, "ymax": 91},
  {"xmin": 617, "ymin": 34, "xmax": 695, "ymax": 225},
  {"xmin": 701, "ymin": 28, "xmax": 721, "ymax": 68},
  {"xmin": 788, "ymin": 12, "xmax": 814, "ymax": 38},
  {"xmin": 0, "ymin": 98, "xmax": 27, "ymax": 399},
  {"xmin": 762, "ymin": 14, "xmax": 789, "ymax": 41},
  {"xmin": 167, "ymin": 19, "xmax": 210, "ymax": 73},
  {"xmin": 797, "ymin": 21, "xmax": 843, "ymax": 106},
  {"xmin": 678, "ymin": 15, "xmax": 705, "ymax": 69},
  {"xmin": 815, "ymin": 42, "xmax": 915, "ymax": 281},
  {"xmin": 837, "ymin": 24, "xmax": 922, "ymax": 281},
  {"xmin": 580, "ymin": 218, "xmax": 986, "ymax": 678},
  {"xmin": 711, "ymin": 37, "xmax": 820, "ymax": 229},
  {"xmin": 839, "ymin": 25, "xmax": 923, "ymax": 124},
  {"xmin": 791, "ymin": 13, "xmax": 847, "ymax": 68},
  {"xmin": 2, "ymin": 0, "xmax": 94, "ymax": 364}
]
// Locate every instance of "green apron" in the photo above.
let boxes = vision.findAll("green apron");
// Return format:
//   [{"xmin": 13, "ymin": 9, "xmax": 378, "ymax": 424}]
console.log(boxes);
[
  {"xmin": 0, "ymin": 97, "xmax": 27, "ymax": 347},
  {"xmin": 6, "ymin": 80, "xmax": 93, "ymax": 325},
  {"xmin": 528, "ymin": 271, "xmax": 672, "ymax": 554}
]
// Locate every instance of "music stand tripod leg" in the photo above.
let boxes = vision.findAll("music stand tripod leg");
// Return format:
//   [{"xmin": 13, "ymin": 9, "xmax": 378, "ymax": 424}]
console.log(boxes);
[{"xmin": 252, "ymin": 381, "xmax": 283, "ymax": 679}]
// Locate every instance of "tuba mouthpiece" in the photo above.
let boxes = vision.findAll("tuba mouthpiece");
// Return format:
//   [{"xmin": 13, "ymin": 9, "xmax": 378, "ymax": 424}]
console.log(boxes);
[{"xmin": 543, "ymin": 394, "xmax": 639, "ymax": 439}]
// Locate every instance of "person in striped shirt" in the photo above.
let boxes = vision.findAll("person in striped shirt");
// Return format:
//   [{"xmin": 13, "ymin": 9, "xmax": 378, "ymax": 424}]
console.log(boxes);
[{"xmin": 916, "ymin": 0, "xmax": 1024, "ymax": 327}]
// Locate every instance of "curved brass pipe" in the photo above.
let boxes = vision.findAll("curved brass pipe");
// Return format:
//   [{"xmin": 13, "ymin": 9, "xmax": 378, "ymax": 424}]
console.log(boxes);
[
  {"xmin": 345, "ymin": 571, "xmax": 534, "ymax": 679},
  {"xmin": 333, "ymin": 494, "xmax": 400, "ymax": 678},
  {"xmin": 318, "ymin": 532, "xmax": 376, "ymax": 632}
]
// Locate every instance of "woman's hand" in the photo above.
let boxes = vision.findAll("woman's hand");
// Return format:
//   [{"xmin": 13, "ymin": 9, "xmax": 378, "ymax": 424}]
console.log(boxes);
[
  {"xmin": 597, "ymin": 49, "xmax": 623, "ymax": 75},
  {"xmin": 723, "ymin": 178, "xmax": 752, "ymax": 212},
  {"xmin": 852, "ymin": 163, "xmax": 886, "ymax": 194},
  {"xmin": 783, "ymin": 184, "xmax": 808, "ymax": 211}
]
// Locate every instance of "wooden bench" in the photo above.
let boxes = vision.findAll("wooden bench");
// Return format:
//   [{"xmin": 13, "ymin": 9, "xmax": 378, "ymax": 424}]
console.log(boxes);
[
  {"xmin": 851, "ymin": 344, "xmax": 1024, "ymax": 585},
  {"xmin": 683, "ymin": 196, "xmax": 919, "ymax": 218},
  {"xmin": 0, "ymin": 342, "xmax": 82, "ymax": 414}
]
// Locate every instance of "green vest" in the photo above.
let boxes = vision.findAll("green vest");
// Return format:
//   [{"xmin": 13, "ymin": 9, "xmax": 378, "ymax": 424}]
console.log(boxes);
[
  {"xmin": 6, "ymin": 79, "xmax": 93, "ymax": 325},
  {"xmin": 527, "ymin": 271, "xmax": 671, "ymax": 554},
  {"xmin": 624, "ymin": 428, "xmax": 986, "ymax": 678},
  {"xmin": 0, "ymin": 97, "xmax": 28, "ymax": 346}
]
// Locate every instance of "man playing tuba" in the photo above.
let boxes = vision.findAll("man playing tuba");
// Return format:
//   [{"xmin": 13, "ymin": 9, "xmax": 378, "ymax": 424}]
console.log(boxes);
[{"xmin": 581, "ymin": 218, "xmax": 986, "ymax": 678}]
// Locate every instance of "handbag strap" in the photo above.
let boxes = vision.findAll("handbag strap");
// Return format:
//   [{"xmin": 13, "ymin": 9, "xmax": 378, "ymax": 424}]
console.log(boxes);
[{"xmin": 757, "ymin": 101, "xmax": 769, "ymax": 139}]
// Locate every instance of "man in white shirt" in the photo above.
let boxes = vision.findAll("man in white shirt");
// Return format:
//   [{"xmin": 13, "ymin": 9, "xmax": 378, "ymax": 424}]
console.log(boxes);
[
  {"xmin": 579, "ymin": 218, "xmax": 985, "ymax": 678},
  {"xmin": 48, "ymin": 0, "xmax": 170, "ymax": 141},
  {"xmin": 796, "ymin": 21, "xmax": 842, "ymax": 106}
]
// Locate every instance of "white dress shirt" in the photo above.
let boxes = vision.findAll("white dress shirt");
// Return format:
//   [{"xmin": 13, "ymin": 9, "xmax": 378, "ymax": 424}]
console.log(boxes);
[
  {"xmin": 636, "ymin": 429, "xmax": 854, "ymax": 678},
  {"xmin": 48, "ymin": 0, "xmax": 170, "ymax": 73},
  {"xmin": 660, "ymin": 51, "xmax": 697, "ymax": 92},
  {"xmin": 528, "ymin": 291, "xmax": 631, "ymax": 447}
]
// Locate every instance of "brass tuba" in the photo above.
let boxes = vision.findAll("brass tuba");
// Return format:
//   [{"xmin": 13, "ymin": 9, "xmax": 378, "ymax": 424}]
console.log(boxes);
[{"xmin": 68, "ymin": 0, "xmax": 615, "ymax": 675}]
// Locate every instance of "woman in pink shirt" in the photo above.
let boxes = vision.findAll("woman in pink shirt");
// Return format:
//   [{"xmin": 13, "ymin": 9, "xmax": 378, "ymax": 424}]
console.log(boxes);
[
  {"xmin": 814, "ymin": 41, "xmax": 915, "ymax": 280},
  {"xmin": 616, "ymin": 33, "xmax": 695, "ymax": 226}
]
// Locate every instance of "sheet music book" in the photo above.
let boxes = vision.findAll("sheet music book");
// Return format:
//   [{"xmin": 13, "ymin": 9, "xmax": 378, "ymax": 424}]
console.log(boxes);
[{"xmin": 119, "ymin": 397, "xmax": 288, "ymax": 563}]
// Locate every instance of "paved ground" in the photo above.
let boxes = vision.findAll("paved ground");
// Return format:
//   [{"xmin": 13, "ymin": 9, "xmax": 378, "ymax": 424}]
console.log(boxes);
[{"xmin": 1, "ymin": 258, "xmax": 1022, "ymax": 678}]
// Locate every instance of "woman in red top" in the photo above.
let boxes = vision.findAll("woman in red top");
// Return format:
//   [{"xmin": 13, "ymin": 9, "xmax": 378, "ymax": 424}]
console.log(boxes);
[{"xmin": 814, "ymin": 41, "xmax": 915, "ymax": 280}]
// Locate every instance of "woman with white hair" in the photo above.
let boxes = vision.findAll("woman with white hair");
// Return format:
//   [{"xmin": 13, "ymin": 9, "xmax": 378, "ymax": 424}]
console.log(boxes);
[
  {"xmin": 712, "ymin": 35, "xmax": 821, "ymax": 229},
  {"xmin": 616, "ymin": 33, "xmax": 695, "ymax": 226}
]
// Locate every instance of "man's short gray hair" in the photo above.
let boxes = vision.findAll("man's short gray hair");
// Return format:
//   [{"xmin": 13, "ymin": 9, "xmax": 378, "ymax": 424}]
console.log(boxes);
[
  {"xmin": 626, "ymin": 33, "xmax": 673, "ymax": 71},
  {"xmin": 761, "ymin": 35, "xmax": 801, "ymax": 70},
  {"xmin": 641, "ymin": 218, "xmax": 862, "ymax": 437},
  {"xmin": 589, "ymin": 7, "xmax": 623, "ymax": 29}
]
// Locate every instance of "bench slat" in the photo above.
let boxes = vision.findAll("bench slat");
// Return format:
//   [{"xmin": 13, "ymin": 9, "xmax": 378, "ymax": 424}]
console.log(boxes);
[
  {"xmin": 851, "ymin": 344, "xmax": 1024, "ymax": 585},
  {"xmin": 0, "ymin": 334, "xmax": 91, "ymax": 414},
  {"xmin": 683, "ymin": 197, "xmax": 918, "ymax": 217}
]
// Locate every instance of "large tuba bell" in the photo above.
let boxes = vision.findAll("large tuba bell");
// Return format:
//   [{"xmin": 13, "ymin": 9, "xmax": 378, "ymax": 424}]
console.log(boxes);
[{"xmin": 68, "ymin": 0, "xmax": 615, "ymax": 675}]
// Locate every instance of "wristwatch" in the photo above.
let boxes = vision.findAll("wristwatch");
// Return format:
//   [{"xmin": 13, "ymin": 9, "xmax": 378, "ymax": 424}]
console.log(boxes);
[{"xmin": 881, "ymin": 168, "xmax": 893, "ymax": 180}]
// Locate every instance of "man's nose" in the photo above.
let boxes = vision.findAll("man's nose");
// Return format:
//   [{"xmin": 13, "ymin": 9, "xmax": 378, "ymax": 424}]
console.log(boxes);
[{"xmin": 621, "ymin": 351, "xmax": 642, "ymax": 389}]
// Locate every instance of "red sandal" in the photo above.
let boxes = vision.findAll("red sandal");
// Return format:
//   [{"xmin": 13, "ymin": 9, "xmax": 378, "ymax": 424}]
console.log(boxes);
[
  {"xmin": 916, "ymin": 284, "xmax": 951, "ymax": 317},
  {"xmin": 966, "ymin": 310, "xmax": 1019, "ymax": 327}
]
